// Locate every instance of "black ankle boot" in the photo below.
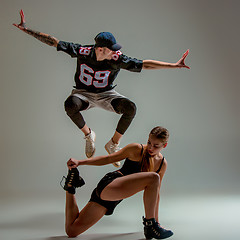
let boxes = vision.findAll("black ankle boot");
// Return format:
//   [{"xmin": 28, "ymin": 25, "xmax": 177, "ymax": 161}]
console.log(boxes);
[
  {"xmin": 62, "ymin": 168, "xmax": 85, "ymax": 194},
  {"xmin": 142, "ymin": 217, "xmax": 173, "ymax": 239}
]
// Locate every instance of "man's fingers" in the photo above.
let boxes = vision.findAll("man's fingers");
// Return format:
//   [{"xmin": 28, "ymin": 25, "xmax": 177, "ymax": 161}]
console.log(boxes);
[
  {"xmin": 13, "ymin": 9, "xmax": 26, "ymax": 29},
  {"xmin": 20, "ymin": 9, "xmax": 26, "ymax": 23},
  {"xmin": 20, "ymin": 9, "xmax": 24, "ymax": 19},
  {"xmin": 184, "ymin": 49, "xmax": 189, "ymax": 56},
  {"xmin": 179, "ymin": 49, "xmax": 190, "ymax": 69},
  {"xmin": 182, "ymin": 49, "xmax": 189, "ymax": 59}
]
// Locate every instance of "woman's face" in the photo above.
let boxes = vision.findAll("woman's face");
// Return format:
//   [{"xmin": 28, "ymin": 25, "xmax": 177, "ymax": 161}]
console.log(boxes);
[{"xmin": 147, "ymin": 134, "xmax": 166, "ymax": 156}]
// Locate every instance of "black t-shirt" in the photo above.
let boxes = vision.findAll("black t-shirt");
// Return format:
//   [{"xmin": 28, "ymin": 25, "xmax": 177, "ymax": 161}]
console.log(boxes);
[{"xmin": 57, "ymin": 41, "xmax": 143, "ymax": 93}]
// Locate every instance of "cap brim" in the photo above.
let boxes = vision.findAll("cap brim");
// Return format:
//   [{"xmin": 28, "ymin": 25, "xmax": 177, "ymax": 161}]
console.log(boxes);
[{"xmin": 110, "ymin": 43, "xmax": 122, "ymax": 51}]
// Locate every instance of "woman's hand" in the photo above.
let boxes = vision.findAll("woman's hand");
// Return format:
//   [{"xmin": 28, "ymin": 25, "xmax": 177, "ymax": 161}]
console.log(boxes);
[{"xmin": 67, "ymin": 158, "xmax": 79, "ymax": 169}]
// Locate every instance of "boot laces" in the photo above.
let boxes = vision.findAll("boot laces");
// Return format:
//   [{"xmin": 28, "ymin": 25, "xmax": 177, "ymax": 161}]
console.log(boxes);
[{"xmin": 60, "ymin": 176, "xmax": 66, "ymax": 189}]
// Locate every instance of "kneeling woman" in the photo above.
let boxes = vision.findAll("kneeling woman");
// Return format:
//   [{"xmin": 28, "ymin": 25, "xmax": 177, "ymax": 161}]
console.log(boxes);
[{"xmin": 63, "ymin": 126, "xmax": 173, "ymax": 239}]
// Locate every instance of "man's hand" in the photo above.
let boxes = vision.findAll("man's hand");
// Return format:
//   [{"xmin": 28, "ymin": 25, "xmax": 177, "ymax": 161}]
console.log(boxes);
[
  {"xmin": 13, "ymin": 9, "xmax": 59, "ymax": 47},
  {"xmin": 67, "ymin": 158, "xmax": 79, "ymax": 169},
  {"xmin": 175, "ymin": 49, "xmax": 190, "ymax": 69},
  {"xmin": 142, "ymin": 49, "xmax": 190, "ymax": 70},
  {"xmin": 13, "ymin": 9, "xmax": 26, "ymax": 30}
]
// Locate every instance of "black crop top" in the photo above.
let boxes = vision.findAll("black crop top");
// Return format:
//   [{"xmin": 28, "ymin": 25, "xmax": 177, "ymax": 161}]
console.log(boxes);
[{"xmin": 119, "ymin": 144, "xmax": 165, "ymax": 176}]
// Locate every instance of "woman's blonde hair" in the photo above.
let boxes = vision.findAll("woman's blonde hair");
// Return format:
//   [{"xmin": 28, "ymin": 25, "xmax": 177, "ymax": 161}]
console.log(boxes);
[{"xmin": 141, "ymin": 126, "xmax": 169, "ymax": 172}]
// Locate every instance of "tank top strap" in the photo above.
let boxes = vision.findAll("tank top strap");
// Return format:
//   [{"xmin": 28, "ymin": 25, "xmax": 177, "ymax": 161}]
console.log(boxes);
[
  {"xmin": 140, "ymin": 144, "xmax": 144, "ymax": 155},
  {"xmin": 156, "ymin": 156, "xmax": 165, "ymax": 173}
]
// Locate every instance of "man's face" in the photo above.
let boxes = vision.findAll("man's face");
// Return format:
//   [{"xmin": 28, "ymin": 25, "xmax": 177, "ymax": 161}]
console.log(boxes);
[
  {"xmin": 95, "ymin": 47, "xmax": 114, "ymax": 61},
  {"xmin": 102, "ymin": 47, "xmax": 114, "ymax": 60}
]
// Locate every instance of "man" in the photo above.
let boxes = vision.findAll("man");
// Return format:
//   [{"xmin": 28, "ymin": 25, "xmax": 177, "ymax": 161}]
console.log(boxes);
[{"xmin": 13, "ymin": 10, "xmax": 190, "ymax": 167}]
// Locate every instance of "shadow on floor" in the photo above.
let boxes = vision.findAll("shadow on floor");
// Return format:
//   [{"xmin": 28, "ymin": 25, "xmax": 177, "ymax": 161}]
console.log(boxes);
[{"xmin": 40, "ymin": 232, "xmax": 145, "ymax": 240}]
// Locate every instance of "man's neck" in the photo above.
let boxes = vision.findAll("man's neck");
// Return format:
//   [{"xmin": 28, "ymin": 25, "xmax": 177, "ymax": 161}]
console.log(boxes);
[{"xmin": 95, "ymin": 48, "xmax": 104, "ymax": 61}]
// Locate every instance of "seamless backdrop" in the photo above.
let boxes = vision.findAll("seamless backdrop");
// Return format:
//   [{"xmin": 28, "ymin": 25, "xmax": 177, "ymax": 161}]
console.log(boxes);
[{"xmin": 0, "ymin": 0, "xmax": 239, "ymax": 236}]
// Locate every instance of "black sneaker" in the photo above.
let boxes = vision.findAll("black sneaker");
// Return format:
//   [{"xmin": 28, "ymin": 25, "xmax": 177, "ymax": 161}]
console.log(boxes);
[
  {"xmin": 142, "ymin": 217, "xmax": 173, "ymax": 239},
  {"xmin": 61, "ymin": 168, "xmax": 85, "ymax": 194}
]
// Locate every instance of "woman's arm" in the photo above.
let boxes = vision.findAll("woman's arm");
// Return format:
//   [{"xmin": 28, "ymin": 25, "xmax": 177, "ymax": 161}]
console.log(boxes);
[
  {"xmin": 67, "ymin": 143, "xmax": 140, "ymax": 169},
  {"xmin": 142, "ymin": 50, "xmax": 190, "ymax": 70},
  {"xmin": 13, "ymin": 9, "xmax": 59, "ymax": 47}
]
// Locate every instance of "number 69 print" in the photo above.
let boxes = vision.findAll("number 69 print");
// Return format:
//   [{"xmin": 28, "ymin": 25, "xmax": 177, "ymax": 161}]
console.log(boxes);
[{"xmin": 80, "ymin": 64, "xmax": 111, "ymax": 88}]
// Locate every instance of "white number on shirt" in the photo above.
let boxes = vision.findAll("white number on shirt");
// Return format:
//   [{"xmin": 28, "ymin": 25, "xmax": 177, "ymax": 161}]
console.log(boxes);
[
  {"xmin": 80, "ymin": 64, "xmax": 94, "ymax": 86},
  {"xmin": 112, "ymin": 50, "xmax": 122, "ymax": 61},
  {"xmin": 79, "ymin": 47, "xmax": 91, "ymax": 55},
  {"xmin": 79, "ymin": 64, "xmax": 110, "ymax": 88}
]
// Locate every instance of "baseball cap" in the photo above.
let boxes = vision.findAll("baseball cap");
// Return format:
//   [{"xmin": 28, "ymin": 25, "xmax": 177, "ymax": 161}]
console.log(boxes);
[{"xmin": 94, "ymin": 32, "xmax": 122, "ymax": 51}]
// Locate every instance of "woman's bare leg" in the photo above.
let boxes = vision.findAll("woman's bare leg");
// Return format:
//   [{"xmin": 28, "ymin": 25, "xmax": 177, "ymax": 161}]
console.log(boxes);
[
  {"xmin": 154, "ymin": 186, "xmax": 161, "ymax": 222},
  {"xmin": 101, "ymin": 172, "xmax": 160, "ymax": 219},
  {"xmin": 65, "ymin": 192, "xmax": 107, "ymax": 238},
  {"xmin": 65, "ymin": 192, "xmax": 80, "ymax": 231}
]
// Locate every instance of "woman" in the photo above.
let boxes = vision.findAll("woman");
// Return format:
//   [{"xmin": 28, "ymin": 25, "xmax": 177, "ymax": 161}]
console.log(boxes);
[{"xmin": 62, "ymin": 126, "xmax": 173, "ymax": 239}]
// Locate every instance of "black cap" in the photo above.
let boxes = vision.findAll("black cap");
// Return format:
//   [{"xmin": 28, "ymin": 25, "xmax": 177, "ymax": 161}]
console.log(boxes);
[{"xmin": 94, "ymin": 32, "xmax": 122, "ymax": 51}]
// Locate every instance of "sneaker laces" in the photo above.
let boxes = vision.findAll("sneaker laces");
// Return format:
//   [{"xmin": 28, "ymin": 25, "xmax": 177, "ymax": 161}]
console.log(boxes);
[
  {"xmin": 109, "ymin": 141, "xmax": 121, "ymax": 151},
  {"xmin": 84, "ymin": 133, "xmax": 94, "ymax": 142}
]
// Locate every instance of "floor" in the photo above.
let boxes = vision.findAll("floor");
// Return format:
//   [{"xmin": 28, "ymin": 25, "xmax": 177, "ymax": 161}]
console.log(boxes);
[{"xmin": 1, "ymin": 192, "xmax": 239, "ymax": 240}]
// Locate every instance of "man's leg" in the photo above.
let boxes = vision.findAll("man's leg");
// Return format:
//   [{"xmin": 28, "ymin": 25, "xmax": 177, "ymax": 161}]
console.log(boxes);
[
  {"xmin": 105, "ymin": 98, "xmax": 136, "ymax": 166},
  {"xmin": 111, "ymin": 98, "xmax": 137, "ymax": 142},
  {"xmin": 64, "ymin": 96, "xmax": 96, "ymax": 158}
]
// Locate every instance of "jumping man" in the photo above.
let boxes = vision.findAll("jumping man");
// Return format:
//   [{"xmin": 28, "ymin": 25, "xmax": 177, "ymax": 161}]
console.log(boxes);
[{"xmin": 13, "ymin": 10, "xmax": 190, "ymax": 167}]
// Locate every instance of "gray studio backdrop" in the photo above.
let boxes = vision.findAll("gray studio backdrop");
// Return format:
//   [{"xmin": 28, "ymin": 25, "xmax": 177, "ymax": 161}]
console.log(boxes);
[{"xmin": 1, "ymin": 0, "xmax": 239, "ymax": 200}]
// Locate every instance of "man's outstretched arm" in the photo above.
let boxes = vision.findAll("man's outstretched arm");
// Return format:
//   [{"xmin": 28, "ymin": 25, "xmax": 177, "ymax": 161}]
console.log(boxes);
[
  {"xmin": 13, "ymin": 9, "xmax": 59, "ymax": 47},
  {"xmin": 142, "ymin": 49, "xmax": 190, "ymax": 70}
]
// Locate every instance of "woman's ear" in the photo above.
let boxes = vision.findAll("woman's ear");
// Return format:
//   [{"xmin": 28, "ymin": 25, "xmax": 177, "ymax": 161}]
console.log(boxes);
[{"xmin": 163, "ymin": 142, "xmax": 168, "ymax": 148}]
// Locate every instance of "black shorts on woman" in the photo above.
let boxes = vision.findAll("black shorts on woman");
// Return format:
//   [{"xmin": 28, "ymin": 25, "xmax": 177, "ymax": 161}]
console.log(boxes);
[{"xmin": 89, "ymin": 144, "xmax": 165, "ymax": 215}]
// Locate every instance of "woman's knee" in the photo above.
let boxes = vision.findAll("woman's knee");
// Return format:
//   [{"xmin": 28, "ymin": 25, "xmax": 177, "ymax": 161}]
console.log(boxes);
[
  {"xmin": 66, "ymin": 227, "xmax": 79, "ymax": 238},
  {"xmin": 66, "ymin": 232, "xmax": 78, "ymax": 238},
  {"xmin": 147, "ymin": 172, "xmax": 160, "ymax": 186},
  {"xmin": 66, "ymin": 225, "xmax": 86, "ymax": 238}
]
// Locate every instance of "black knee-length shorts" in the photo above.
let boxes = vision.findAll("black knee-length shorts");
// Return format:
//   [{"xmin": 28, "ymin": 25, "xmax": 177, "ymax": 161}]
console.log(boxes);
[{"xmin": 89, "ymin": 171, "xmax": 123, "ymax": 215}]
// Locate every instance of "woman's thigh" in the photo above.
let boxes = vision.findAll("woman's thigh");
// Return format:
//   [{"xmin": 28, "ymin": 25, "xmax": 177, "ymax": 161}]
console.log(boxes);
[{"xmin": 101, "ymin": 172, "xmax": 159, "ymax": 201}]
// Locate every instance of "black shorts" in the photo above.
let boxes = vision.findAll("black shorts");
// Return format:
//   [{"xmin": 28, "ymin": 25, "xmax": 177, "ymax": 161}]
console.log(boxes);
[{"xmin": 89, "ymin": 171, "xmax": 123, "ymax": 215}]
